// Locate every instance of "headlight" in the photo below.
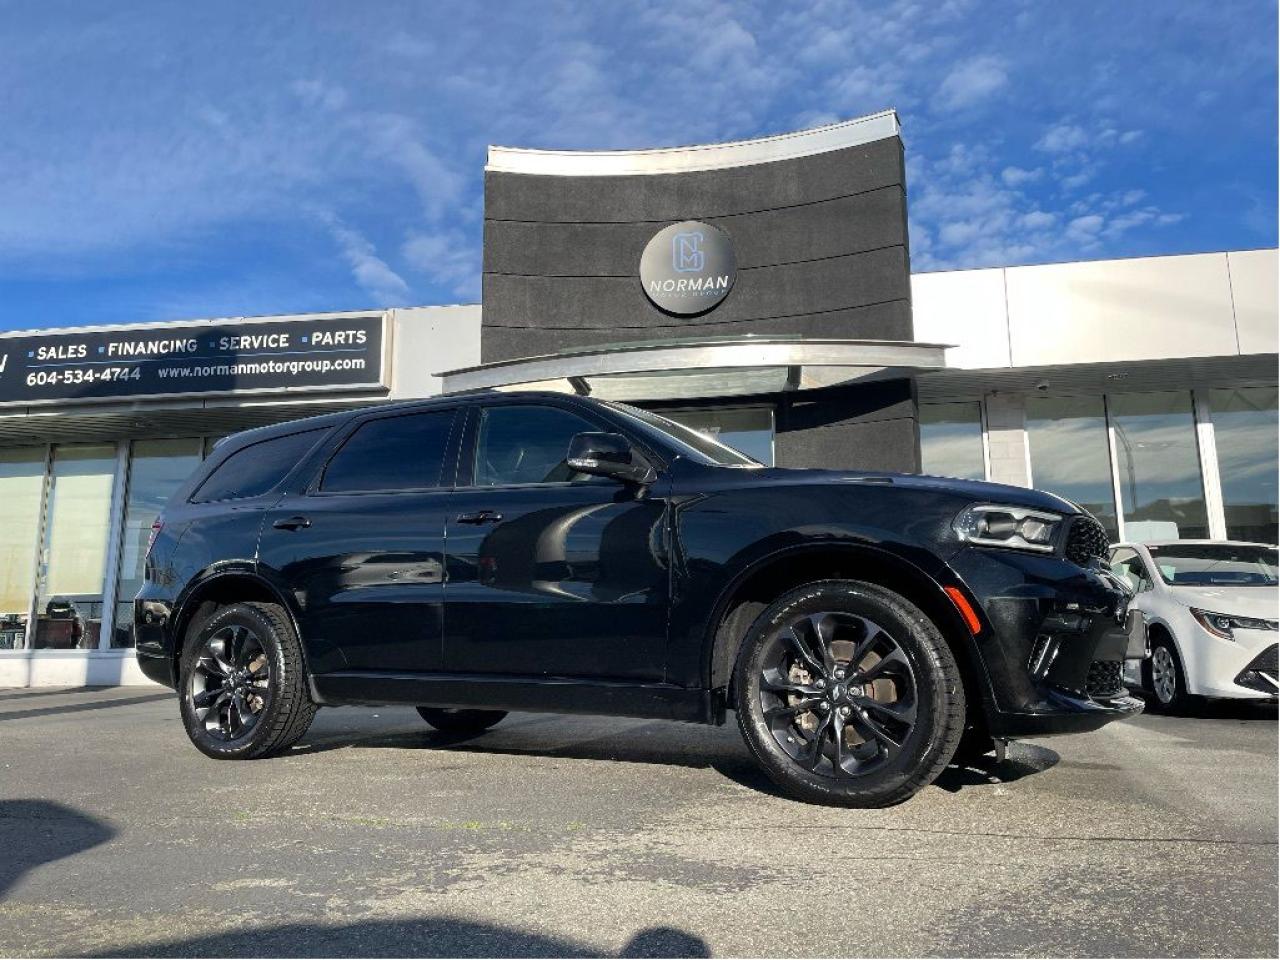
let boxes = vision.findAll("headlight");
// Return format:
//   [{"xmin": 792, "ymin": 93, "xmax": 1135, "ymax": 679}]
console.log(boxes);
[
  {"xmin": 954, "ymin": 504, "xmax": 1064, "ymax": 553},
  {"xmin": 1189, "ymin": 608, "xmax": 1279, "ymax": 640}
]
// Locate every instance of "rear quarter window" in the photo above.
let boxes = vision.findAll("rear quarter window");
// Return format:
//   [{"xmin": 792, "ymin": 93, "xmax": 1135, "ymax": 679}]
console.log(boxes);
[{"xmin": 191, "ymin": 428, "xmax": 328, "ymax": 503}]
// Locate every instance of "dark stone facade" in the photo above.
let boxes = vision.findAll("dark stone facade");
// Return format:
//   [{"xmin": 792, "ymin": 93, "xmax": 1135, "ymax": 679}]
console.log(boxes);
[{"xmin": 480, "ymin": 133, "xmax": 920, "ymax": 472}]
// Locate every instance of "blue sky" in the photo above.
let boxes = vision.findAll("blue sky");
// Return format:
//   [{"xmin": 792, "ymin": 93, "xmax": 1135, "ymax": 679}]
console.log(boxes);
[{"xmin": 0, "ymin": 0, "xmax": 1275, "ymax": 331}]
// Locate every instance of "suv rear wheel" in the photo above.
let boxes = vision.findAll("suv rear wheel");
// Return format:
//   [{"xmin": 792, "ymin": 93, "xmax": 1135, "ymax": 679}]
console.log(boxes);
[
  {"xmin": 178, "ymin": 602, "xmax": 317, "ymax": 760},
  {"xmin": 733, "ymin": 580, "xmax": 965, "ymax": 807}
]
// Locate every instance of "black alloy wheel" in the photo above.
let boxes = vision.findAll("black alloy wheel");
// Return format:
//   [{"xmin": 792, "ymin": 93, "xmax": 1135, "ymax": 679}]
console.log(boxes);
[
  {"xmin": 179, "ymin": 602, "xmax": 317, "ymax": 760},
  {"xmin": 759, "ymin": 610, "xmax": 919, "ymax": 779},
  {"xmin": 735, "ymin": 580, "xmax": 965, "ymax": 807},
  {"xmin": 190, "ymin": 624, "xmax": 272, "ymax": 741}
]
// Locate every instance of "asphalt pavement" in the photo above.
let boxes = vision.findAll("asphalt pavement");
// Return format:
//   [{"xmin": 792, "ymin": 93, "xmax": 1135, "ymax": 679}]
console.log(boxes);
[{"xmin": 0, "ymin": 686, "xmax": 1275, "ymax": 958}]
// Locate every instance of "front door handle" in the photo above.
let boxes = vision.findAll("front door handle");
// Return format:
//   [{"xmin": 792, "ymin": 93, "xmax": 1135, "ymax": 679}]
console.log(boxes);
[
  {"xmin": 455, "ymin": 510, "xmax": 503, "ymax": 525},
  {"xmin": 272, "ymin": 515, "xmax": 312, "ymax": 531}
]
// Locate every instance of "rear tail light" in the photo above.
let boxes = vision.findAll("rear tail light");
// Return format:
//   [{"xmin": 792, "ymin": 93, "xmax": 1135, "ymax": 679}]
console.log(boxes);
[{"xmin": 146, "ymin": 518, "xmax": 164, "ymax": 558}]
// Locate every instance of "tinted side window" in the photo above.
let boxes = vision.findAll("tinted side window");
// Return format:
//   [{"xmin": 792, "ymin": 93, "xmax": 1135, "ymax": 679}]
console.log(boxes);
[
  {"xmin": 474, "ymin": 405, "xmax": 598, "ymax": 486},
  {"xmin": 192, "ymin": 429, "xmax": 326, "ymax": 503},
  {"xmin": 320, "ymin": 411, "xmax": 455, "ymax": 493}
]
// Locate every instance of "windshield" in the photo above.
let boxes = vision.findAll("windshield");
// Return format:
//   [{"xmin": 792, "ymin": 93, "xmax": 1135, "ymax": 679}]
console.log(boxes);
[
  {"xmin": 602, "ymin": 402, "xmax": 762, "ymax": 467},
  {"xmin": 1147, "ymin": 544, "xmax": 1279, "ymax": 587}
]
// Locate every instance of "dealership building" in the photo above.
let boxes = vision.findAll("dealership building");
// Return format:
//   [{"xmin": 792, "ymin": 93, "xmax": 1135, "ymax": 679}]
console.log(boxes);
[{"xmin": 1, "ymin": 110, "xmax": 1275, "ymax": 686}]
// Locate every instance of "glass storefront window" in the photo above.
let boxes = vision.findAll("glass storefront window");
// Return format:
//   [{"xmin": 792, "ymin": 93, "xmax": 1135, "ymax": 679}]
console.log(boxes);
[
  {"xmin": 0, "ymin": 448, "xmax": 46, "ymax": 650},
  {"xmin": 112, "ymin": 439, "xmax": 204, "ymax": 648},
  {"xmin": 920, "ymin": 402, "xmax": 985, "ymax": 480},
  {"xmin": 661, "ymin": 407, "xmax": 776, "ymax": 466},
  {"xmin": 1027, "ymin": 396, "xmax": 1119, "ymax": 538},
  {"xmin": 1108, "ymin": 392, "xmax": 1209, "ymax": 541},
  {"xmin": 32, "ymin": 445, "xmax": 118, "ymax": 650},
  {"xmin": 1209, "ymin": 387, "xmax": 1278, "ymax": 544}
]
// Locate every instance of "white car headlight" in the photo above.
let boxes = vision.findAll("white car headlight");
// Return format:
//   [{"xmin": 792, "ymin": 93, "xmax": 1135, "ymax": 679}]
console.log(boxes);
[
  {"xmin": 954, "ymin": 504, "xmax": 1064, "ymax": 553},
  {"xmin": 1190, "ymin": 608, "xmax": 1280, "ymax": 641}
]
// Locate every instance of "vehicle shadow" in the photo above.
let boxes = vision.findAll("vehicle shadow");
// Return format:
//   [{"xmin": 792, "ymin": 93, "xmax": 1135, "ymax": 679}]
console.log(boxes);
[
  {"xmin": 88, "ymin": 918, "xmax": 711, "ymax": 958},
  {"xmin": 933, "ymin": 743, "xmax": 1060, "ymax": 793},
  {"xmin": 0, "ymin": 799, "xmax": 114, "ymax": 900},
  {"xmin": 0, "ymin": 692, "xmax": 172, "ymax": 723},
  {"xmin": 289, "ymin": 714, "xmax": 1059, "ymax": 802}
]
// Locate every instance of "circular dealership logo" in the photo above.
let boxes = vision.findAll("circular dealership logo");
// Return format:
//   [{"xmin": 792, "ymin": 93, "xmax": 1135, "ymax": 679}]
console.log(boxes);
[{"xmin": 639, "ymin": 220, "xmax": 736, "ymax": 315}]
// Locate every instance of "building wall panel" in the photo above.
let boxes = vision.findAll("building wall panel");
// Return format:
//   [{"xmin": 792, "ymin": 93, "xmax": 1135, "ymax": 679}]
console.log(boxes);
[
  {"xmin": 1228, "ymin": 248, "xmax": 1280, "ymax": 355},
  {"xmin": 1005, "ymin": 253, "xmax": 1238, "ymax": 366},
  {"xmin": 911, "ymin": 268, "xmax": 1011, "ymax": 369}
]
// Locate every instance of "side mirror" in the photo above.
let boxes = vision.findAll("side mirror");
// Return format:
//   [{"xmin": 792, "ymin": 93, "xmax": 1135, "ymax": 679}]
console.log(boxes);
[{"xmin": 566, "ymin": 432, "xmax": 657, "ymax": 486}]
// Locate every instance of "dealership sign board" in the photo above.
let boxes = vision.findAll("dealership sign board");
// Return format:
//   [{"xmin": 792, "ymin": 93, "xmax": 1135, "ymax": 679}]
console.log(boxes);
[
  {"xmin": 639, "ymin": 220, "xmax": 736, "ymax": 315},
  {"xmin": 0, "ymin": 314, "xmax": 387, "ymax": 406}
]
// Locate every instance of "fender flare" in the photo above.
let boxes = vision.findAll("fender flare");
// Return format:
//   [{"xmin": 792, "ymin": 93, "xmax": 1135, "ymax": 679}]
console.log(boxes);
[
  {"xmin": 700, "ymin": 541, "xmax": 994, "ymax": 708},
  {"xmin": 170, "ymin": 564, "xmax": 310, "ymax": 679}
]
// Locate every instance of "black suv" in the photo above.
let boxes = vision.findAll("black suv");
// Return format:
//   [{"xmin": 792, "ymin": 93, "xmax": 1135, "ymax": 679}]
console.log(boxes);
[{"xmin": 136, "ymin": 391, "xmax": 1143, "ymax": 806}]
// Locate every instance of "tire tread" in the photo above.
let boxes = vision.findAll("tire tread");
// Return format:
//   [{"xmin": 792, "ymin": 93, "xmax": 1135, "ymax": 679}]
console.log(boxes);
[
  {"xmin": 733, "ymin": 579, "xmax": 966, "ymax": 807},
  {"xmin": 179, "ymin": 601, "xmax": 316, "ymax": 760}
]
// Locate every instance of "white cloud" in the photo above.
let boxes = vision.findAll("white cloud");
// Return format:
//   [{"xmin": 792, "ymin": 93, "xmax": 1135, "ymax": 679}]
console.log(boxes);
[
  {"xmin": 935, "ymin": 55, "xmax": 1008, "ymax": 110},
  {"xmin": 1020, "ymin": 210, "xmax": 1056, "ymax": 229},
  {"xmin": 292, "ymin": 79, "xmax": 348, "ymax": 112},
  {"xmin": 1035, "ymin": 123, "xmax": 1090, "ymax": 153},
  {"xmin": 402, "ymin": 230, "xmax": 481, "ymax": 300},
  {"xmin": 910, "ymin": 135, "xmax": 1183, "ymax": 270},
  {"xmin": 1001, "ymin": 165, "xmax": 1042, "ymax": 186},
  {"xmin": 1068, "ymin": 214, "xmax": 1104, "ymax": 235},
  {"xmin": 324, "ymin": 218, "xmax": 411, "ymax": 305}
]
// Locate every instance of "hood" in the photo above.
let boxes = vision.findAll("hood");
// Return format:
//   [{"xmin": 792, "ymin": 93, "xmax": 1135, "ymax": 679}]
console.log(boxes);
[
  {"xmin": 713, "ymin": 465, "xmax": 1082, "ymax": 515},
  {"xmin": 1167, "ymin": 584, "xmax": 1280, "ymax": 619}
]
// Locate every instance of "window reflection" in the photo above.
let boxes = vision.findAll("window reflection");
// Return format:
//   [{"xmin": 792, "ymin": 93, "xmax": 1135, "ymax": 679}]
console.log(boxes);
[
  {"xmin": 1026, "ymin": 397, "xmax": 1119, "ymax": 538},
  {"xmin": 920, "ymin": 402, "xmax": 984, "ymax": 480},
  {"xmin": 112, "ymin": 439, "xmax": 203, "ymax": 648},
  {"xmin": 1108, "ymin": 392, "xmax": 1209, "ymax": 541},
  {"xmin": 33, "ymin": 445, "xmax": 118, "ymax": 649},
  {"xmin": 1210, "ymin": 387, "xmax": 1278, "ymax": 544},
  {"xmin": 0, "ymin": 448, "xmax": 45, "ymax": 650},
  {"xmin": 660, "ymin": 407, "xmax": 775, "ymax": 466}
]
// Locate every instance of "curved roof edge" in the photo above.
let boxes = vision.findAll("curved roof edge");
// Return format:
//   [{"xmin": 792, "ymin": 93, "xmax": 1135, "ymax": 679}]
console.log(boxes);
[
  {"xmin": 487, "ymin": 110, "xmax": 899, "ymax": 177},
  {"xmin": 436, "ymin": 337, "xmax": 944, "ymax": 395}
]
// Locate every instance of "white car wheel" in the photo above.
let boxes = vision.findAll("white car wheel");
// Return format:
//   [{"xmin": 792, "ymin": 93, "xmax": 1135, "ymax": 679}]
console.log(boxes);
[{"xmin": 1148, "ymin": 640, "xmax": 1186, "ymax": 709}]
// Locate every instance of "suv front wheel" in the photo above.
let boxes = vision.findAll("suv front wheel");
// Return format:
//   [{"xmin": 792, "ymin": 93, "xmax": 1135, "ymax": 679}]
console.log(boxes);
[
  {"xmin": 178, "ymin": 601, "xmax": 317, "ymax": 760},
  {"xmin": 734, "ymin": 580, "xmax": 965, "ymax": 807}
]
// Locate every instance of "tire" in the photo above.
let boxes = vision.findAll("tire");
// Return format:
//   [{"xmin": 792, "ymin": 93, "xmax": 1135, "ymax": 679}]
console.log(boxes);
[
  {"xmin": 178, "ymin": 602, "xmax": 317, "ymax": 760},
  {"xmin": 733, "ymin": 579, "xmax": 966, "ymax": 807},
  {"xmin": 416, "ymin": 707, "xmax": 507, "ymax": 734},
  {"xmin": 1145, "ymin": 636, "xmax": 1189, "ymax": 712}
]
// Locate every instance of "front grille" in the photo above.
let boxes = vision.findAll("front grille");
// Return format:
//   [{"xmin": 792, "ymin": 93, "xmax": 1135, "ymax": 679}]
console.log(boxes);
[
  {"xmin": 1234, "ymin": 644, "xmax": 1279, "ymax": 695},
  {"xmin": 1086, "ymin": 659, "xmax": 1124, "ymax": 698},
  {"xmin": 1065, "ymin": 514, "xmax": 1110, "ymax": 566}
]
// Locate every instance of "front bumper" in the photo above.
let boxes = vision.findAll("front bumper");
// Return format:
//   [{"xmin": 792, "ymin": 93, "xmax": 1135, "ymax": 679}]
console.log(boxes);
[
  {"xmin": 1187, "ymin": 626, "xmax": 1280, "ymax": 700},
  {"xmin": 948, "ymin": 546, "xmax": 1146, "ymax": 738}
]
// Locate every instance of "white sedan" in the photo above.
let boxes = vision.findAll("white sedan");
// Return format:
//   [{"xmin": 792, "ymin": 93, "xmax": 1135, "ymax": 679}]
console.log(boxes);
[{"xmin": 1108, "ymin": 541, "xmax": 1278, "ymax": 709}]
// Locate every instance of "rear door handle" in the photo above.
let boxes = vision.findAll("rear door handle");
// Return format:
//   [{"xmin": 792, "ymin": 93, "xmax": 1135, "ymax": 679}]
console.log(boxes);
[
  {"xmin": 455, "ymin": 510, "xmax": 503, "ymax": 525},
  {"xmin": 272, "ymin": 515, "xmax": 312, "ymax": 531}
]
